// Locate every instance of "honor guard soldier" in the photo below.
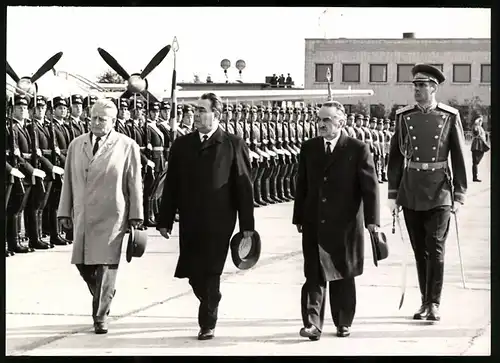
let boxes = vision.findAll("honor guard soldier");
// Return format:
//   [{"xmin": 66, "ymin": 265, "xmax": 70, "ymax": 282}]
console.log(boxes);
[
  {"xmin": 354, "ymin": 114, "xmax": 365, "ymax": 142},
  {"xmin": 6, "ymin": 162, "xmax": 26, "ymax": 256},
  {"xmin": 261, "ymin": 106, "xmax": 279, "ymax": 204},
  {"xmin": 67, "ymin": 94, "xmax": 85, "ymax": 139},
  {"xmin": 115, "ymin": 98, "xmax": 132, "ymax": 137},
  {"xmin": 368, "ymin": 117, "xmax": 381, "ymax": 182},
  {"xmin": 387, "ymin": 64, "xmax": 468, "ymax": 322},
  {"xmin": 345, "ymin": 113, "xmax": 357, "ymax": 138},
  {"xmin": 252, "ymin": 105, "xmax": 270, "ymax": 206},
  {"xmin": 177, "ymin": 104, "xmax": 194, "ymax": 136},
  {"xmin": 82, "ymin": 95, "xmax": 98, "ymax": 133},
  {"xmin": 376, "ymin": 118, "xmax": 387, "ymax": 182},
  {"xmin": 381, "ymin": 118, "xmax": 392, "ymax": 182},
  {"xmin": 44, "ymin": 96, "xmax": 72, "ymax": 246},
  {"xmin": 6, "ymin": 95, "xmax": 39, "ymax": 254},
  {"xmin": 222, "ymin": 104, "xmax": 234, "ymax": 133},
  {"xmin": 159, "ymin": 100, "xmax": 171, "ymax": 124},
  {"xmin": 157, "ymin": 100, "xmax": 173, "ymax": 160},
  {"xmin": 26, "ymin": 95, "xmax": 65, "ymax": 250},
  {"xmin": 361, "ymin": 115, "xmax": 373, "ymax": 154}
]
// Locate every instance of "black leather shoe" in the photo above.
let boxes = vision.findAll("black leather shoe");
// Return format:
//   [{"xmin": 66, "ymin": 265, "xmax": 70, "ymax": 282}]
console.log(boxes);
[
  {"xmin": 29, "ymin": 240, "xmax": 51, "ymax": 250},
  {"xmin": 198, "ymin": 328, "xmax": 214, "ymax": 340},
  {"xmin": 427, "ymin": 303, "xmax": 441, "ymax": 321},
  {"xmin": 50, "ymin": 236, "xmax": 68, "ymax": 246},
  {"xmin": 299, "ymin": 325, "xmax": 321, "ymax": 341},
  {"xmin": 94, "ymin": 321, "xmax": 108, "ymax": 334},
  {"xmin": 473, "ymin": 179, "xmax": 482, "ymax": 182},
  {"xmin": 413, "ymin": 304, "xmax": 430, "ymax": 320},
  {"xmin": 337, "ymin": 325, "xmax": 350, "ymax": 337}
]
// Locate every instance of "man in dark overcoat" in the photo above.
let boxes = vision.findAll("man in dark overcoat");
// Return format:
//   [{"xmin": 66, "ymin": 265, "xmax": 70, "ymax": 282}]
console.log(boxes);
[
  {"xmin": 157, "ymin": 92, "xmax": 255, "ymax": 341},
  {"xmin": 293, "ymin": 101, "xmax": 380, "ymax": 340}
]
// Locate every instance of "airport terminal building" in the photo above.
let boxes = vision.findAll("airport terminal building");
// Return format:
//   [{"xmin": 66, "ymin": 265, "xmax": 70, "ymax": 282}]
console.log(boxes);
[{"xmin": 304, "ymin": 34, "xmax": 491, "ymax": 128}]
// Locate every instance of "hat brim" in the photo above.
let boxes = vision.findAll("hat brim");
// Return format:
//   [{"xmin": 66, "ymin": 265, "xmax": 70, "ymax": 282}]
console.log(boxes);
[
  {"xmin": 369, "ymin": 230, "xmax": 389, "ymax": 267},
  {"xmin": 126, "ymin": 226, "xmax": 148, "ymax": 263},
  {"xmin": 230, "ymin": 230, "xmax": 261, "ymax": 270}
]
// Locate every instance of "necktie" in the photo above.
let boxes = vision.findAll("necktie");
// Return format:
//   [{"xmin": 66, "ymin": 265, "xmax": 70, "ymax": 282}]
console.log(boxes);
[
  {"xmin": 202, "ymin": 135, "xmax": 208, "ymax": 143},
  {"xmin": 326, "ymin": 141, "xmax": 333, "ymax": 155},
  {"xmin": 93, "ymin": 137, "xmax": 101, "ymax": 156}
]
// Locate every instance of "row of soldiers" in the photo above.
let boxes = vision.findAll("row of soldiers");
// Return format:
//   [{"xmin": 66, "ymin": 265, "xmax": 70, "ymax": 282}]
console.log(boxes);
[{"xmin": 5, "ymin": 92, "xmax": 395, "ymax": 258}]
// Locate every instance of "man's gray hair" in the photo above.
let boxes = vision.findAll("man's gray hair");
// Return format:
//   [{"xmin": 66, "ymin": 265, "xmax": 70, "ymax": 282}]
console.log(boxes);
[
  {"xmin": 91, "ymin": 98, "xmax": 118, "ymax": 118},
  {"xmin": 321, "ymin": 101, "xmax": 346, "ymax": 120}
]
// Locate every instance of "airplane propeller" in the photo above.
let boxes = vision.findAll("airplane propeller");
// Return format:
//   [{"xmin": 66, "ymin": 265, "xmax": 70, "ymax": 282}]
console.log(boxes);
[
  {"xmin": 97, "ymin": 45, "xmax": 171, "ymax": 103},
  {"xmin": 6, "ymin": 52, "xmax": 63, "ymax": 99}
]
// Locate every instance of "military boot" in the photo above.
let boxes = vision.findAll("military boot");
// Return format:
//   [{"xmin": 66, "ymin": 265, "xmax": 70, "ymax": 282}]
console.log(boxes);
[
  {"xmin": 426, "ymin": 259, "xmax": 444, "ymax": 322},
  {"xmin": 253, "ymin": 171, "xmax": 268, "ymax": 207},
  {"xmin": 50, "ymin": 208, "xmax": 69, "ymax": 246},
  {"xmin": 6, "ymin": 240, "xmax": 11, "ymax": 257},
  {"xmin": 8, "ymin": 214, "xmax": 31, "ymax": 254},
  {"xmin": 27, "ymin": 209, "xmax": 51, "ymax": 250},
  {"xmin": 413, "ymin": 259, "xmax": 430, "ymax": 320},
  {"xmin": 38, "ymin": 210, "xmax": 54, "ymax": 248},
  {"xmin": 17, "ymin": 213, "xmax": 35, "ymax": 252}
]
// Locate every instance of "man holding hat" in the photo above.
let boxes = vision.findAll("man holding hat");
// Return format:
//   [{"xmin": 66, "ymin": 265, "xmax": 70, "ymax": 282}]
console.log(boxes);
[
  {"xmin": 157, "ymin": 92, "xmax": 255, "ymax": 341},
  {"xmin": 57, "ymin": 98, "xmax": 143, "ymax": 334},
  {"xmin": 293, "ymin": 100, "xmax": 380, "ymax": 340},
  {"xmin": 387, "ymin": 64, "xmax": 467, "ymax": 322}
]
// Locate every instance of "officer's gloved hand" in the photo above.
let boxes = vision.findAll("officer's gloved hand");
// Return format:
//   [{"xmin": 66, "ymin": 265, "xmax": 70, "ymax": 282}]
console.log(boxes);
[
  {"xmin": 52, "ymin": 166, "xmax": 64, "ymax": 175},
  {"xmin": 33, "ymin": 168, "xmax": 46, "ymax": 179},
  {"xmin": 387, "ymin": 199, "xmax": 399, "ymax": 214},
  {"xmin": 10, "ymin": 167, "xmax": 25, "ymax": 179},
  {"xmin": 147, "ymin": 160, "xmax": 155, "ymax": 170}
]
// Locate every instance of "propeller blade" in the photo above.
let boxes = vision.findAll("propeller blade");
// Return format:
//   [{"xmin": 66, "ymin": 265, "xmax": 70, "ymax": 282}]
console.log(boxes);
[
  {"xmin": 140, "ymin": 45, "xmax": 171, "ymax": 78},
  {"xmin": 121, "ymin": 90, "xmax": 133, "ymax": 100},
  {"xmin": 31, "ymin": 52, "xmax": 63, "ymax": 83},
  {"xmin": 6, "ymin": 61, "xmax": 20, "ymax": 83},
  {"xmin": 97, "ymin": 48, "xmax": 130, "ymax": 80},
  {"xmin": 141, "ymin": 90, "xmax": 158, "ymax": 104}
]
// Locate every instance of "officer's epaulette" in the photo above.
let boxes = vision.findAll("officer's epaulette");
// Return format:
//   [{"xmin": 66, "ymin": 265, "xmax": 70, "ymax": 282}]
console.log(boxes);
[
  {"xmin": 395, "ymin": 104, "xmax": 416, "ymax": 115},
  {"xmin": 436, "ymin": 103, "xmax": 459, "ymax": 115}
]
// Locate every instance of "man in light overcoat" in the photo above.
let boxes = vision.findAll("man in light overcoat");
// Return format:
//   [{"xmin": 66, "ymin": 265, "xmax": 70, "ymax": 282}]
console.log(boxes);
[{"xmin": 57, "ymin": 98, "xmax": 143, "ymax": 334}]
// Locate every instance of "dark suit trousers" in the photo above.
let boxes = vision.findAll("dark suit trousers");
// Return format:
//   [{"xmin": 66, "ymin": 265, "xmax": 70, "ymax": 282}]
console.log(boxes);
[
  {"xmin": 301, "ymin": 275, "xmax": 356, "ymax": 332},
  {"xmin": 189, "ymin": 274, "xmax": 222, "ymax": 329},
  {"xmin": 471, "ymin": 150, "xmax": 484, "ymax": 180},
  {"xmin": 76, "ymin": 264, "xmax": 118, "ymax": 323}
]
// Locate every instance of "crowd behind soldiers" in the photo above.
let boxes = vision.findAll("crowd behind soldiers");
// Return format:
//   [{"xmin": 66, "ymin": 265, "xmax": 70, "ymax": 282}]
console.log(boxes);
[{"xmin": 5, "ymin": 92, "xmax": 396, "ymax": 258}]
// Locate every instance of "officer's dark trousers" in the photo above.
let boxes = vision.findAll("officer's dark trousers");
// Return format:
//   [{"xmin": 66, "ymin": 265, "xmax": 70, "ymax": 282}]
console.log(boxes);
[
  {"xmin": 471, "ymin": 150, "xmax": 485, "ymax": 180},
  {"xmin": 188, "ymin": 274, "xmax": 222, "ymax": 330},
  {"xmin": 76, "ymin": 264, "xmax": 118, "ymax": 323},
  {"xmin": 301, "ymin": 273, "xmax": 356, "ymax": 332},
  {"xmin": 402, "ymin": 206, "xmax": 451, "ymax": 306}
]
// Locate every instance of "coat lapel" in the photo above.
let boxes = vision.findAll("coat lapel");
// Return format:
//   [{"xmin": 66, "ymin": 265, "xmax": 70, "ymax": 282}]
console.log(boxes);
[
  {"xmin": 324, "ymin": 133, "xmax": 348, "ymax": 171},
  {"xmin": 82, "ymin": 133, "xmax": 94, "ymax": 161},
  {"xmin": 94, "ymin": 130, "xmax": 119, "ymax": 160},
  {"xmin": 200, "ymin": 127, "xmax": 224, "ymax": 151}
]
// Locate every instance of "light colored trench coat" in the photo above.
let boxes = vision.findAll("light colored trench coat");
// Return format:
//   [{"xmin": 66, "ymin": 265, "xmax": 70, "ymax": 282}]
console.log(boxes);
[{"xmin": 57, "ymin": 131, "xmax": 143, "ymax": 265}]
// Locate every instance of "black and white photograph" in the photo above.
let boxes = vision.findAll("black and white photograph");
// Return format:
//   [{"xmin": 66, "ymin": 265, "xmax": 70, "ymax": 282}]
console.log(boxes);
[{"xmin": 5, "ymin": 6, "xmax": 491, "ymax": 356}]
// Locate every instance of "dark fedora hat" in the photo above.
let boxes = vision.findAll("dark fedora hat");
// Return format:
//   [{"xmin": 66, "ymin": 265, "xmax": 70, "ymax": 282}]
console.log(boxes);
[
  {"xmin": 230, "ymin": 230, "xmax": 261, "ymax": 270},
  {"xmin": 126, "ymin": 225, "xmax": 148, "ymax": 263},
  {"xmin": 369, "ymin": 230, "xmax": 389, "ymax": 267}
]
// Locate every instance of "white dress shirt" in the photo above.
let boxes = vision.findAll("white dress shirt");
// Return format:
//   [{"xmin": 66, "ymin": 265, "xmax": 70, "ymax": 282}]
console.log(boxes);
[
  {"xmin": 323, "ymin": 132, "xmax": 341, "ymax": 153},
  {"xmin": 199, "ymin": 126, "xmax": 218, "ymax": 142},
  {"xmin": 90, "ymin": 131, "xmax": 111, "ymax": 150}
]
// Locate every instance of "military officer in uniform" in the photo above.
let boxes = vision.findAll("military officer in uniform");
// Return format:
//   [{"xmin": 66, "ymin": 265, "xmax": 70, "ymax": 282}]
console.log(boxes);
[
  {"xmin": 387, "ymin": 64, "xmax": 468, "ymax": 322},
  {"xmin": 6, "ymin": 162, "xmax": 26, "ymax": 256},
  {"xmin": 375, "ymin": 118, "xmax": 386, "ymax": 183},
  {"xmin": 159, "ymin": 100, "xmax": 171, "ymax": 123},
  {"xmin": 353, "ymin": 114, "xmax": 365, "ymax": 142},
  {"xmin": 381, "ymin": 118, "xmax": 392, "ymax": 182},
  {"xmin": 176, "ymin": 104, "xmax": 194, "ymax": 136},
  {"xmin": 157, "ymin": 100, "xmax": 173, "ymax": 160},
  {"xmin": 66, "ymin": 94, "xmax": 85, "ymax": 139},
  {"xmin": 115, "ymin": 98, "xmax": 132, "ymax": 137},
  {"xmin": 345, "ymin": 113, "xmax": 357, "ymax": 138},
  {"xmin": 6, "ymin": 95, "xmax": 45, "ymax": 253},
  {"xmin": 252, "ymin": 105, "xmax": 270, "ymax": 206},
  {"xmin": 82, "ymin": 95, "xmax": 98, "ymax": 133}
]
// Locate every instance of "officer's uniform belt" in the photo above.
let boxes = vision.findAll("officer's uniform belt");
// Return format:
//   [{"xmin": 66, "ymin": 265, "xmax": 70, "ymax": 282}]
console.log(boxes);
[
  {"xmin": 407, "ymin": 160, "xmax": 448, "ymax": 171},
  {"xmin": 42, "ymin": 149, "xmax": 52, "ymax": 156}
]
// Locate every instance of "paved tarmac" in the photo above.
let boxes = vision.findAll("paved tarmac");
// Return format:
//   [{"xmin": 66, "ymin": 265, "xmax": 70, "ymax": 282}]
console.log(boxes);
[{"xmin": 5, "ymin": 152, "xmax": 491, "ymax": 356}]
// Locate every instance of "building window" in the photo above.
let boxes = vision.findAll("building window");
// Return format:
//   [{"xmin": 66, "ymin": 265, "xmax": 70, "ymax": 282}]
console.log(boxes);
[
  {"xmin": 397, "ymin": 64, "xmax": 415, "ymax": 82},
  {"xmin": 342, "ymin": 64, "xmax": 360, "ymax": 83},
  {"xmin": 453, "ymin": 64, "xmax": 471, "ymax": 83},
  {"xmin": 430, "ymin": 64, "xmax": 444, "ymax": 72},
  {"xmin": 369, "ymin": 64, "xmax": 387, "ymax": 82},
  {"xmin": 315, "ymin": 63, "xmax": 333, "ymax": 82},
  {"xmin": 481, "ymin": 64, "xmax": 491, "ymax": 83}
]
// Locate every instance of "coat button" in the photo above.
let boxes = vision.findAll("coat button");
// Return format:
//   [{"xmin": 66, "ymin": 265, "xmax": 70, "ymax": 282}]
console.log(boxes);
[
  {"xmin": 431, "ymin": 157, "xmax": 435, "ymax": 161},
  {"xmin": 321, "ymin": 220, "xmax": 325, "ymax": 224},
  {"xmin": 324, "ymin": 176, "xmax": 327, "ymax": 182},
  {"xmin": 412, "ymin": 136, "xmax": 416, "ymax": 140},
  {"xmin": 438, "ymin": 125, "xmax": 443, "ymax": 128},
  {"xmin": 407, "ymin": 117, "xmax": 410, "ymax": 120},
  {"xmin": 409, "ymin": 125, "xmax": 413, "ymax": 130},
  {"xmin": 432, "ymin": 168, "xmax": 435, "ymax": 171},
  {"xmin": 414, "ymin": 146, "xmax": 418, "ymax": 150},
  {"xmin": 434, "ymin": 135, "xmax": 439, "ymax": 139},
  {"xmin": 416, "ymin": 157, "xmax": 420, "ymax": 161},
  {"xmin": 432, "ymin": 146, "xmax": 436, "ymax": 150},
  {"xmin": 322, "ymin": 198, "xmax": 327, "ymax": 203}
]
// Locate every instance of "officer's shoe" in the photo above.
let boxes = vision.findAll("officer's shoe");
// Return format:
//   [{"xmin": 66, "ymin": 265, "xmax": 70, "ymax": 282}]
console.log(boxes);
[
  {"xmin": 50, "ymin": 235, "xmax": 69, "ymax": 246},
  {"xmin": 413, "ymin": 304, "xmax": 430, "ymax": 320},
  {"xmin": 12, "ymin": 242, "xmax": 31, "ymax": 254},
  {"xmin": 29, "ymin": 239, "xmax": 51, "ymax": 250},
  {"xmin": 426, "ymin": 303, "xmax": 441, "ymax": 321},
  {"xmin": 198, "ymin": 328, "xmax": 215, "ymax": 340}
]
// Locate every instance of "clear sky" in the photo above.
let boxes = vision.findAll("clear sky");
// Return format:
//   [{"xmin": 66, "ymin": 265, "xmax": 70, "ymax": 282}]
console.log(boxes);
[{"xmin": 6, "ymin": 7, "xmax": 490, "ymax": 97}]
